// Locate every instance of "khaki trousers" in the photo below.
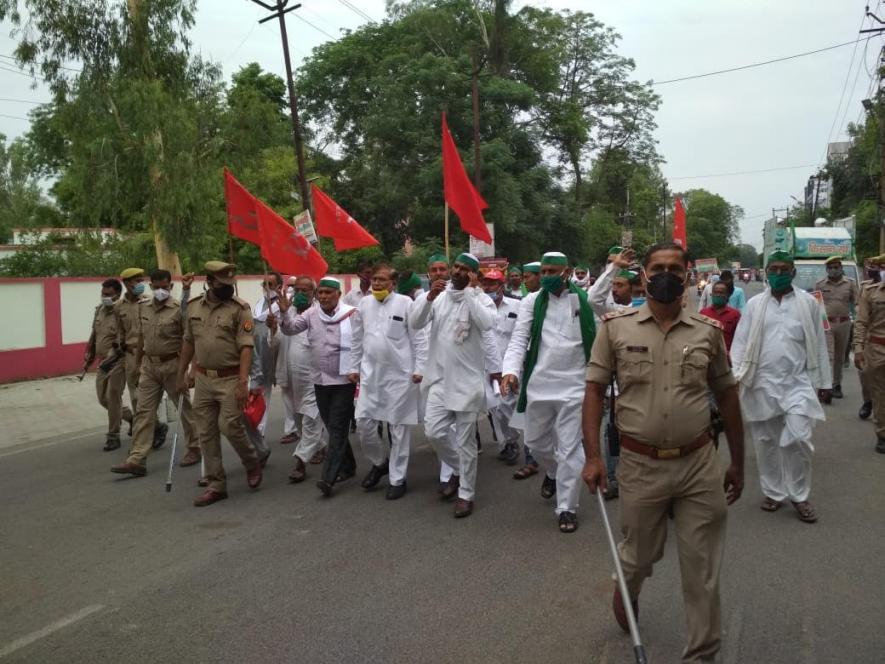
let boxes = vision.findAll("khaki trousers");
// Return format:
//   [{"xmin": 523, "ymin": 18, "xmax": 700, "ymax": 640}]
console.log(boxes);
[
  {"xmin": 127, "ymin": 357, "xmax": 197, "ymax": 465},
  {"xmin": 865, "ymin": 344, "xmax": 885, "ymax": 439},
  {"xmin": 124, "ymin": 352, "xmax": 141, "ymax": 415},
  {"xmin": 825, "ymin": 320, "xmax": 851, "ymax": 386},
  {"xmin": 860, "ymin": 366, "xmax": 871, "ymax": 402},
  {"xmin": 617, "ymin": 442, "xmax": 727, "ymax": 664},
  {"xmin": 192, "ymin": 372, "xmax": 258, "ymax": 493},
  {"xmin": 95, "ymin": 360, "xmax": 131, "ymax": 438}
]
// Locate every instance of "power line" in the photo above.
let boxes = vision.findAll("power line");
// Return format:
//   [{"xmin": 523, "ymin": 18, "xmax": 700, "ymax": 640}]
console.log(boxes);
[
  {"xmin": 293, "ymin": 13, "xmax": 337, "ymax": 41},
  {"xmin": 0, "ymin": 97, "xmax": 48, "ymax": 105},
  {"xmin": 668, "ymin": 163, "xmax": 818, "ymax": 181},
  {"xmin": 335, "ymin": 0, "xmax": 376, "ymax": 24},
  {"xmin": 0, "ymin": 112, "xmax": 30, "ymax": 121},
  {"xmin": 0, "ymin": 63, "xmax": 46, "ymax": 81},
  {"xmin": 0, "ymin": 53, "xmax": 81, "ymax": 73},
  {"xmin": 652, "ymin": 38, "xmax": 867, "ymax": 86}
]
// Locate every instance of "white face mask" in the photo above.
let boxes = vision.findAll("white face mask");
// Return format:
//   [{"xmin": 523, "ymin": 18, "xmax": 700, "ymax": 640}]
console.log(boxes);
[
  {"xmin": 153, "ymin": 288, "xmax": 170, "ymax": 302},
  {"xmin": 101, "ymin": 296, "xmax": 116, "ymax": 307},
  {"xmin": 286, "ymin": 287, "xmax": 295, "ymax": 299}
]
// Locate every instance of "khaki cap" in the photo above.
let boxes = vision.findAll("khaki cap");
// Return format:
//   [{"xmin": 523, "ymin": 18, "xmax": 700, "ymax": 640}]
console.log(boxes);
[
  {"xmin": 120, "ymin": 267, "xmax": 144, "ymax": 280},
  {"xmin": 204, "ymin": 260, "xmax": 237, "ymax": 285}
]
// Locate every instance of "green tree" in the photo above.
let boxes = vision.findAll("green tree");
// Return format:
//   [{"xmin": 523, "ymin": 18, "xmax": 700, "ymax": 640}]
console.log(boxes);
[
  {"xmin": 682, "ymin": 189, "xmax": 742, "ymax": 266},
  {"xmin": 0, "ymin": 134, "xmax": 61, "ymax": 242}
]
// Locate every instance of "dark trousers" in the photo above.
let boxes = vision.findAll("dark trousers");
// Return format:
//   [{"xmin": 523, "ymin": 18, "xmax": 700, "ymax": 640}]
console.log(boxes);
[{"xmin": 314, "ymin": 383, "xmax": 357, "ymax": 484}]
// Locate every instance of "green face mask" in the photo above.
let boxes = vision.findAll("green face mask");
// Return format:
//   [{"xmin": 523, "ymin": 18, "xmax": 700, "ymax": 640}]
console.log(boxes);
[
  {"xmin": 540, "ymin": 274, "xmax": 564, "ymax": 293},
  {"xmin": 293, "ymin": 292, "xmax": 310, "ymax": 311},
  {"xmin": 711, "ymin": 294, "xmax": 728, "ymax": 307},
  {"xmin": 768, "ymin": 272, "xmax": 793, "ymax": 291}
]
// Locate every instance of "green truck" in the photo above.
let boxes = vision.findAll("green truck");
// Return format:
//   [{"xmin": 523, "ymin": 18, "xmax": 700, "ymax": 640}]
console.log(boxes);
[{"xmin": 762, "ymin": 218, "xmax": 859, "ymax": 292}]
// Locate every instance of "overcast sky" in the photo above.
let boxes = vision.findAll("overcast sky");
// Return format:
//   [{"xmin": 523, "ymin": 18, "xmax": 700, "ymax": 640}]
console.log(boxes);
[{"xmin": 1, "ymin": 0, "xmax": 880, "ymax": 249}]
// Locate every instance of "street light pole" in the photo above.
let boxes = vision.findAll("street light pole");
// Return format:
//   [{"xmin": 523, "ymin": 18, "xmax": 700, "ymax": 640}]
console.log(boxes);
[{"xmin": 250, "ymin": 0, "xmax": 312, "ymax": 215}]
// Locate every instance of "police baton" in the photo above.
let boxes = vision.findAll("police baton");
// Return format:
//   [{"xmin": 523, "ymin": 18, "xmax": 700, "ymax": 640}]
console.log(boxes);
[
  {"xmin": 595, "ymin": 489, "xmax": 648, "ymax": 664},
  {"xmin": 165, "ymin": 393, "xmax": 186, "ymax": 493}
]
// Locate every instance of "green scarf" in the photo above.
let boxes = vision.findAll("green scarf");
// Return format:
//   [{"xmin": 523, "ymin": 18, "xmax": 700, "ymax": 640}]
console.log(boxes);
[{"xmin": 517, "ymin": 282, "xmax": 596, "ymax": 413}]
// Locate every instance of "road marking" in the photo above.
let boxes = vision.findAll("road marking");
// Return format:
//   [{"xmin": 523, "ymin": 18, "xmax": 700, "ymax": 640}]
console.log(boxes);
[
  {"xmin": 0, "ymin": 604, "xmax": 105, "ymax": 659},
  {"xmin": 0, "ymin": 429, "xmax": 102, "ymax": 460}
]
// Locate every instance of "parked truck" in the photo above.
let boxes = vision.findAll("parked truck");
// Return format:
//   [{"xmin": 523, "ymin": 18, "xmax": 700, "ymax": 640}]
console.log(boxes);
[{"xmin": 762, "ymin": 217, "xmax": 859, "ymax": 292}]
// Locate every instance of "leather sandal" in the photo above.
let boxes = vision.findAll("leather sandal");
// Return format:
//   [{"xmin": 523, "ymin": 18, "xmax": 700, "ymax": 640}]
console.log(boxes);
[{"xmin": 791, "ymin": 500, "xmax": 817, "ymax": 523}]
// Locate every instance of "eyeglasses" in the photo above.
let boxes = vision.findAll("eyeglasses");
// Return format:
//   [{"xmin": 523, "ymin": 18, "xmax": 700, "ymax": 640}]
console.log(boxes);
[{"xmin": 766, "ymin": 266, "xmax": 792, "ymax": 275}]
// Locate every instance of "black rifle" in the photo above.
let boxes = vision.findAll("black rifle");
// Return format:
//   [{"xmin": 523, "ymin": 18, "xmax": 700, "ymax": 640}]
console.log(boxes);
[
  {"xmin": 606, "ymin": 374, "xmax": 620, "ymax": 457},
  {"xmin": 98, "ymin": 343, "xmax": 126, "ymax": 374}
]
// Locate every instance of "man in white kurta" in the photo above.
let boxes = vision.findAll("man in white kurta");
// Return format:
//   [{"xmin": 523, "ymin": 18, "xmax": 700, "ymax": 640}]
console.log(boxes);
[
  {"xmin": 349, "ymin": 265, "xmax": 427, "ymax": 500},
  {"xmin": 410, "ymin": 252, "xmax": 495, "ymax": 518},
  {"xmin": 250, "ymin": 273, "xmax": 282, "ymax": 446},
  {"xmin": 271, "ymin": 276, "xmax": 326, "ymax": 483},
  {"xmin": 731, "ymin": 251, "xmax": 832, "ymax": 523},
  {"xmin": 502, "ymin": 252, "xmax": 595, "ymax": 533},
  {"xmin": 481, "ymin": 269, "xmax": 521, "ymax": 465}
]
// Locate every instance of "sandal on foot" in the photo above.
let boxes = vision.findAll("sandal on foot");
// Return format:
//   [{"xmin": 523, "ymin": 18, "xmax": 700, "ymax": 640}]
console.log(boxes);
[
  {"xmin": 791, "ymin": 500, "xmax": 817, "ymax": 523},
  {"xmin": 760, "ymin": 497, "xmax": 781, "ymax": 512},
  {"xmin": 513, "ymin": 464, "xmax": 539, "ymax": 480},
  {"xmin": 558, "ymin": 511, "xmax": 578, "ymax": 534}
]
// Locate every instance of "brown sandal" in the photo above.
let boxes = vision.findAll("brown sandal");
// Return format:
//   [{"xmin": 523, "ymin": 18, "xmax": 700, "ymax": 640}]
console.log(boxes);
[
  {"xmin": 791, "ymin": 501, "xmax": 817, "ymax": 523},
  {"xmin": 513, "ymin": 463, "xmax": 539, "ymax": 480},
  {"xmin": 760, "ymin": 497, "xmax": 781, "ymax": 512},
  {"xmin": 309, "ymin": 449, "xmax": 326, "ymax": 465}
]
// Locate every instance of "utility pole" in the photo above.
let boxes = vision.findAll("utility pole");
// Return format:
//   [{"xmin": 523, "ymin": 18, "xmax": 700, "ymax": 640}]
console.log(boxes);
[
  {"xmin": 471, "ymin": 51, "xmax": 482, "ymax": 192},
  {"xmin": 860, "ymin": 6, "xmax": 885, "ymax": 252},
  {"xmin": 251, "ymin": 0, "xmax": 312, "ymax": 215}
]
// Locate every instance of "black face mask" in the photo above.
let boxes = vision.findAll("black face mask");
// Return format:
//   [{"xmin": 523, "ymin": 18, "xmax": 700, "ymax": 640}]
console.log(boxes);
[
  {"xmin": 646, "ymin": 271, "xmax": 685, "ymax": 304},
  {"xmin": 212, "ymin": 284, "xmax": 235, "ymax": 301}
]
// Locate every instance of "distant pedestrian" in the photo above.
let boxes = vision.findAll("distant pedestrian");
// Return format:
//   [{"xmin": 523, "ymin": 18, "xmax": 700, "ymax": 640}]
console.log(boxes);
[
  {"xmin": 343, "ymin": 259, "xmax": 374, "ymax": 307},
  {"xmin": 699, "ymin": 280, "xmax": 741, "ymax": 352},
  {"xmin": 814, "ymin": 256, "xmax": 857, "ymax": 399}
]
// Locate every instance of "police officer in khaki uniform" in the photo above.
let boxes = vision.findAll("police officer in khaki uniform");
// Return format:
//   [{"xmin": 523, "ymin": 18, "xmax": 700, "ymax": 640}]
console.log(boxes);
[
  {"xmin": 115, "ymin": 267, "xmax": 168, "ymax": 447},
  {"xmin": 814, "ymin": 256, "xmax": 858, "ymax": 399},
  {"xmin": 582, "ymin": 242, "xmax": 745, "ymax": 664},
  {"xmin": 177, "ymin": 261, "xmax": 262, "ymax": 507},
  {"xmin": 110, "ymin": 269, "xmax": 200, "ymax": 476},
  {"xmin": 853, "ymin": 255, "xmax": 885, "ymax": 454},
  {"xmin": 856, "ymin": 259, "xmax": 883, "ymax": 419},
  {"xmin": 86, "ymin": 278, "xmax": 132, "ymax": 451}
]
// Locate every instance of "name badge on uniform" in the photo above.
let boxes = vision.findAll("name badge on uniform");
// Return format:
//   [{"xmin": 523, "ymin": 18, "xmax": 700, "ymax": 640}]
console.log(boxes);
[
  {"xmin": 507, "ymin": 312, "xmax": 518, "ymax": 319},
  {"xmin": 625, "ymin": 345, "xmax": 648, "ymax": 353},
  {"xmin": 392, "ymin": 315, "xmax": 404, "ymax": 322}
]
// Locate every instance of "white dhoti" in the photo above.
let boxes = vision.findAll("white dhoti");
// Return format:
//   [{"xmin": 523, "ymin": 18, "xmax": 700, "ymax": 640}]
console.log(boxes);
[
  {"xmin": 425, "ymin": 384, "xmax": 478, "ymax": 501},
  {"xmin": 747, "ymin": 415, "xmax": 815, "ymax": 503},
  {"xmin": 523, "ymin": 399, "xmax": 585, "ymax": 514}
]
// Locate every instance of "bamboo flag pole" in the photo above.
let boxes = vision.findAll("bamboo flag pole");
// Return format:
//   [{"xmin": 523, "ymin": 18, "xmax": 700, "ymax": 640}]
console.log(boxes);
[
  {"xmin": 444, "ymin": 202, "xmax": 450, "ymax": 261},
  {"xmin": 228, "ymin": 237, "xmax": 239, "ymax": 296}
]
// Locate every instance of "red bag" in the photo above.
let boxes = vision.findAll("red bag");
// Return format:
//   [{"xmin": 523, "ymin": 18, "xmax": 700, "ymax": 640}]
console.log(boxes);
[{"xmin": 243, "ymin": 390, "xmax": 266, "ymax": 430}]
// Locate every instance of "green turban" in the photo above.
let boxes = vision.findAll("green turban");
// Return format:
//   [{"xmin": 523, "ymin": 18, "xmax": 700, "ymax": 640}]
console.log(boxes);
[
  {"xmin": 427, "ymin": 253, "xmax": 449, "ymax": 267},
  {"xmin": 523, "ymin": 262, "xmax": 541, "ymax": 274},
  {"xmin": 767, "ymin": 249, "xmax": 794, "ymax": 264},
  {"xmin": 541, "ymin": 252, "xmax": 567, "ymax": 266},
  {"xmin": 454, "ymin": 252, "xmax": 480, "ymax": 271},
  {"xmin": 397, "ymin": 272, "xmax": 422, "ymax": 295}
]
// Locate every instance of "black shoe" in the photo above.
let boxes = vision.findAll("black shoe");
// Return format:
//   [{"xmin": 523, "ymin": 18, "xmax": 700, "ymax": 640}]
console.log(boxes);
[
  {"xmin": 859, "ymin": 400, "xmax": 873, "ymax": 420},
  {"xmin": 361, "ymin": 463, "xmax": 389, "ymax": 489},
  {"xmin": 386, "ymin": 482, "xmax": 407, "ymax": 500},
  {"xmin": 541, "ymin": 475, "xmax": 556, "ymax": 499},
  {"xmin": 832, "ymin": 384, "xmax": 843, "ymax": 399},
  {"xmin": 877, "ymin": 439, "xmax": 885, "ymax": 454},
  {"xmin": 603, "ymin": 479, "xmax": 619, "ymax": 500},
  {"xmin": 151, "ymin": 422, "xmax": 169, "ymax": 449},
  {"xmin": 258, "ymin": 449, "xmax": 271, "ymax": 468},
  {"xmin": 103, "ymin": 437, "xmax": 121, "ymax": 452},
  {"xmin": 316, "ymin": 479, "xmax": 333, "ymax": 497},
  {"xmin": 502, "ymin": 442, "xmax": 520, "ymax": 466}
]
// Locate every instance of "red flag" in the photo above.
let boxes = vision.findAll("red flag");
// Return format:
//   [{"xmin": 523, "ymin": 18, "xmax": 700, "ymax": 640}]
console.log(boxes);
[
  {"xmin": 256, "ymin": 199, "xmax": 328, "ymax": 281},
  {"xmin": 224, "ymin": 168, "xmax": 260, "ymax": 245},
  {"xmin": 442, "ymin": 113, "xmax": 492, "ymax": 244},
  {"xmin": 673, "ymin": 196, "xmax": 687, "ymax": 250},
  {"xmin": 311, "ymin": 185, "xmax": 379, "ymax": 251}
]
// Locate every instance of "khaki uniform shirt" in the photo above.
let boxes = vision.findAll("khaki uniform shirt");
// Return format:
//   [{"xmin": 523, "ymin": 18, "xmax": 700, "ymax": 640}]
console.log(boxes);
[
  {"xmin": 93, "ymin": 305, "xmax": 122, "ymax": 358},
  {"xmin": 115, "ymin": 294, "xmax": 150, "ymax": 349},
  {"xmin": 853, "ymin": 282, "xmax": 885, "ymax": 351},
  {"xmin": 586, "ymin": 305, "xmax": 735, "ymax": 448},
  {"xmin": 140, "ymin": 298, "xmax": 186, "ymax": 357},
  {"xmin": 813, "ymin": 276, "xmax": 857, "ymax": 320},
  {"xmin": 184, "ymin": 294, "xmax": 254, "ymax": 370}
]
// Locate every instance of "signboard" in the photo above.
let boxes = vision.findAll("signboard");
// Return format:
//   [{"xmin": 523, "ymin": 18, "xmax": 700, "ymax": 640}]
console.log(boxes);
[
  {"xmin": 293, "ymin": 209, "xmax": 318, "ymax": 246},
  {"xmin": 792, "ymin": 236, "xmax": 851, "ymax": 258},
  {"xmin": 469, "ymin": 223, "xmax": 495, "ymax": 258},
  {"xmin": 695, "ymin": 258, "xmax": 719, "ymax": 273}
]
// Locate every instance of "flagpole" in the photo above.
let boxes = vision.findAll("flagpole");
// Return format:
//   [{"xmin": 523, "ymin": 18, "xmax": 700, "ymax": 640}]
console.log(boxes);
[
  {"xmin": 229, "ymin": 237, "xmax": 239, "ymax": 297},
  {"xmin": 444, "ymin": 202, "xmax": 450, "ymax": 261}
]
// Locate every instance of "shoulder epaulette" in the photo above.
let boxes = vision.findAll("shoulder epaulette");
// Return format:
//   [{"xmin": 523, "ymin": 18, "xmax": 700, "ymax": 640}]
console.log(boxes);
[
  {"xmin": 232, "ymin": 296, "xmax": 251, "ymax": 309},
  {"xmin": 689, "ymin": 312, "xmax": 724, "ymax": 329},
  {"xmin": 603, "ymin": 307, "xmax": 638, "ymax": 321},
  {"xmin": 188, "ymin": 293, "xmax": 203, "ymax": 304}
]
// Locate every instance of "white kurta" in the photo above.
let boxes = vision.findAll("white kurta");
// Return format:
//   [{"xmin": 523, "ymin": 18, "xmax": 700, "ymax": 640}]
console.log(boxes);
[
  {"xmin": 343, "ymin": 286, "xmax": 369, "ymax": 308},
  {"xmin": 410, "ymin": 287, "xmax": 496, "ymax": 414},
  {"xmin": 271, "ymin": 304, "xmax": 319, "ymax": 419},
  {"xmin": 350, "ymin": 293, "xmax": 427, "ymax": 425},
  {"xmin": 731, "ymin": 290, "xmax": 828, "ymax": 423}
]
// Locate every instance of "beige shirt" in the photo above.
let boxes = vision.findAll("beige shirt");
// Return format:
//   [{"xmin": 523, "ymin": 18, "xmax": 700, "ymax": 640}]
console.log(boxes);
[
  {"xmin": 853, "ymin": 281, "xmax": 885, "ymax": 350},
  {"xmin": 140, "ymin": 298, "xmax": 186, "ymax": 357},
  {"xmin": 586, "ymin": 305, "xmax": 735, "ymax": 448},
  {"xmin": 813, "ymin": 276, "xmax": 857, "ymax": 319},
  {"xmin": 115, "ymin": 294, "xmax": 150, "ymax": 348},
  {"xmin": 184, "ymin": 294, "xmax": 254, "ymax": 370},
  {"xmin": 93, "ymin": 305, "xmax": 122, "ymax": 358}
]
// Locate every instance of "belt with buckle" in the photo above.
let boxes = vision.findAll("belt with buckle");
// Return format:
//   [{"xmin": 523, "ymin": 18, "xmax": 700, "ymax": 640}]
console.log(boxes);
[
  {"xmin": 620, "ymin": 432, "xmax": 710, "ymax": 460},
  {"xmin": 194, "ymin": 365, "xmax": 240, "ymax": 378},
  {"xmin": 146, "ymin": 352, "xmax": 179, "ymax": 363},
  {"xmin": 869, "ymin": 335, "xmax": 885, "ymax": 345},
  {"xmin": 827, "ymin": 316, "xmax": 850, "ymax": 323}
]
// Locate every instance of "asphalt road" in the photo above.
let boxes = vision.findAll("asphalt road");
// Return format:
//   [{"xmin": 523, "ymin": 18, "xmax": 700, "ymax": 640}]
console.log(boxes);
[{"xmin": 2, "ymin": 280, "xmax": 884, "ymax": 663}]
